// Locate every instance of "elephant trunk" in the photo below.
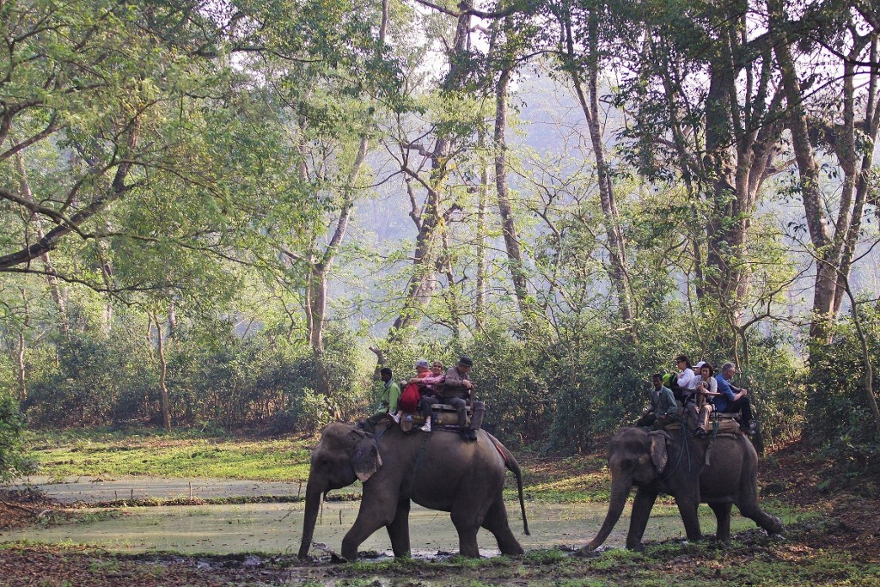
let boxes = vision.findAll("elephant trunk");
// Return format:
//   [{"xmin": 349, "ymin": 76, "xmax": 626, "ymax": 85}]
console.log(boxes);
[
  {"xmin": 586, "ymin": 474, "xmax": 631, "ymax": 551},
  {"xmin": 298, "ymin": 480, "xmax": 324, "ymax": 559}
]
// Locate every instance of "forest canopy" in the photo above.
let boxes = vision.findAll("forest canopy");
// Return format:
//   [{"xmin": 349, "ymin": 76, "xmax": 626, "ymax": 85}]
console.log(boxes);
[{"xmin": 1, "ymin": 0, "xmax": 879, "ymax": 476}]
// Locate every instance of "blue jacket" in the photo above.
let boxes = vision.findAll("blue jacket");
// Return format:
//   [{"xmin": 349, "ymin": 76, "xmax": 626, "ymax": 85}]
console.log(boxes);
[{"xmin": 713, "ymin": 372, "xmax": 737, "ymax": 412}]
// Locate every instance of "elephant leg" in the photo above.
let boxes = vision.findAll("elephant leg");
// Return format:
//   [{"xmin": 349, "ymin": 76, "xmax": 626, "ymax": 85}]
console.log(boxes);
[
  {"xmin": 481, "ymin": 498, "xmax": 524, "ymax": 555},
  {"xmin": 675, "ymin": 497, "xmax": 703, "ymax": 542},
  {"xmin": 737, "ymin": 500, "xmax": 784, "ymax": 535},
  {"xmin": 709, "ymin": 502, "xmax": 732, "ymax": 541},
  {"xmin": 341, "ymin": 492, "xmax": 397, "ymax": 561},
  {"xmin": 451, "ymin": 502, "xmax": 486, "ymax": 558},
  {"xmin": 626, "ymin": 487, "xmax": 657, "ymax": 551},
  {"xmin": 386, "ymin": 499, "xmax": 412, "ymax": 557},
  {"xmin": 734, "ymin": 459, "xmax": 784, "ymax": 535}
]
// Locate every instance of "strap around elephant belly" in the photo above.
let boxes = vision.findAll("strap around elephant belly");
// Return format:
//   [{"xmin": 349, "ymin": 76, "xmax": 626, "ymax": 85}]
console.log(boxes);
[
  {"xmin": 401, "ymin": 431, "xmax": 432, "ymax": 499},
  {"xmin": 660, "ymin": 430, "xmax": 692, "ymax": 483}
]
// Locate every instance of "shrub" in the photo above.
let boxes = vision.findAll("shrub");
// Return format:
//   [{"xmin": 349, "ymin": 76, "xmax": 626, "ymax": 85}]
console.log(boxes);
[
  {"xmin": 23, "ymin": 328, "xmax": 152, "ymax": 427},
  {"xmin": 0, "ymin": 393, "xmax": 36, "ymax": 481},
  {"xmin": 805, "ymin": 308, "xmax": 880, "ymax": 448}
]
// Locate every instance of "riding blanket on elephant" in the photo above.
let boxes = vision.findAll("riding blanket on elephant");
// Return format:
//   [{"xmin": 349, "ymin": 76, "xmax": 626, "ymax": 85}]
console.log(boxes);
[
  {"xmin": 659, "ymin": 416, "xmax": 741, "ymax": 435},
  {"xmin": 397, "ymin": 402, "xmax": 472, "ymax": 432}
]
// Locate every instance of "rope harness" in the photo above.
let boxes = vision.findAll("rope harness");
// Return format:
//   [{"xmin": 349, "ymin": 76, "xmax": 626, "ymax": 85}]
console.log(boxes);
[
  {"xmin": 660, "ymin": 422, "xmax": 692, "ymax": 483},
  {"xmin": 401, "ymin": 431, "xmax": 432, "ymax": 499},
  {"xmin": 374, "ymin": 424, "xmax": 389, "ymax": 442}
]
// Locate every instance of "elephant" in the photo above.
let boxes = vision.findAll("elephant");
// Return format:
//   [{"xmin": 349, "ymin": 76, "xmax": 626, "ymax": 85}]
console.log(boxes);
[
  {"xmin": 582, "ymin": 426, "xmax": 782, "ymax": 552},
  {"xmin": 298, "ymin": 421, "xmax": 530, "ymax": 561}
]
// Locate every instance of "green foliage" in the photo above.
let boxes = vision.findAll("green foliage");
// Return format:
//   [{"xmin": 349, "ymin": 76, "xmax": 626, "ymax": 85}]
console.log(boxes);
[
  {"xmin": 463, "ymin": 323, "xmax": 552, "ymax": 446},
  {"xmin": 0, "ymin": 0, "xmax": 872, "ymax": 458},
  {"xmin": 543, "ymin": 307, "xmax": 687, "ymax": 452},
  {"xmin": 0, "ymin": 393, "xmax": 34, "ymax": 482},
  {"xmin": 23, "ymin": 326, "xmax": 154, "ymax": 427},
  {"xmin": 20, "ymin": 302, "xmax": 369, "ymax": 431},
  {"xmin": 806, "ymin": 307, "xmax": 880, "ymax": 449},
  {"xmin": 736, "ymin": 332, "xmax": 803, "ymax": 446}
]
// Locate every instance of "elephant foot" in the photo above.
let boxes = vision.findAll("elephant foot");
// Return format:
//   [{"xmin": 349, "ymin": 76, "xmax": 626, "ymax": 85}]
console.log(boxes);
[
  {"xmin": 340, "ymin": 541, "xmax": 358, "ymax": 562},
  {"xmin": 625, "ymin": 541, "xmax": 646, "ymax": 552},
  {"xmin": 764, "ymin": 515, "xmax": 784, "ymax": 535},
  {"xmin": 499, "ymin": 542, "xmax": 524, "ymax": 556}
]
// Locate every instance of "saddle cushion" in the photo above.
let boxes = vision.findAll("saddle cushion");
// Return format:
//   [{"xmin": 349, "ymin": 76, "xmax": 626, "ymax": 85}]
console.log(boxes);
[{"xmin": 430, "ymin": 404, "xmax": 471, "ymax": 427}]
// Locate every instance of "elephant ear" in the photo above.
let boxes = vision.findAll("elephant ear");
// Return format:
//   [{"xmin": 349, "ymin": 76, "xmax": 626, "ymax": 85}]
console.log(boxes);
[
  {"xmin": 648, "ymin": 431, "xmax": 669, "ymax": 473},
  {"xmin": 351, "ymin": 436, "xmax": 382, "ymax": 482}
]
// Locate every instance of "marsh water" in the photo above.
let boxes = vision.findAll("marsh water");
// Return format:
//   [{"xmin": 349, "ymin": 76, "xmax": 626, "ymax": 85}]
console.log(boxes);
[{"xmin": 3, "ymin": 477, "xmax": 754, "ymax": 556}]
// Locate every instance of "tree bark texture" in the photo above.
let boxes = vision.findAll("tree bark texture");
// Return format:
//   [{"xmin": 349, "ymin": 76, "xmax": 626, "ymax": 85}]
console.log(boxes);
[
  {"xmin": 494, "ymin": 66, "xmax": 531, "ymax": 317},
  {"xmin": 475, "ymin": 131, "xmax": 489, "ymax": 330},
  {"xmin": 770, "ymin": 0, "xmax": 879, "ymax": 341},
  {"xmin": 16, "ymin": 288, "xmax": 29, "ymax": 401},
  {"xmin": 151, "ymin": 312, "xmax": 172, "ymax": 432}
]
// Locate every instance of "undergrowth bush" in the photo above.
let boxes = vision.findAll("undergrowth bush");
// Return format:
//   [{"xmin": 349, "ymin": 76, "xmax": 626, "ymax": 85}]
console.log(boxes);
[
  {"xmin": 806, "ymin": 307, "xmax": 880, "ymax": 449},
  {"xmin": 22, "ymin": 317, "xmax": 369, "ymax": 431},
  {"xmin": 0, "ymin": 393, "xmax": 35, "ymax": 481}
]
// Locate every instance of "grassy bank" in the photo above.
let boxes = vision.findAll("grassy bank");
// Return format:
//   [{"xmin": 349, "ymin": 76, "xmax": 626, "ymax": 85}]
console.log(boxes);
[{"xmin": 25, "ymin": 428, "xmax": 314, "ymax": 482}]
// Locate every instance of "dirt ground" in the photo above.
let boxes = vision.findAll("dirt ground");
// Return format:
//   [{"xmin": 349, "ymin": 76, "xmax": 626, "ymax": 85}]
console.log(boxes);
[{"xmin": 0, "ymin": 439, "xmax": 877, "ymax": 587}]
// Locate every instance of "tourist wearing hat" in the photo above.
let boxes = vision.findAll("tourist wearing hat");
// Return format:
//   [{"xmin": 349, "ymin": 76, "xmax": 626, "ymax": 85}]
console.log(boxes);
[{"xmin": 442, "ymin": 356, "xmax": 485, "ymax": 441}]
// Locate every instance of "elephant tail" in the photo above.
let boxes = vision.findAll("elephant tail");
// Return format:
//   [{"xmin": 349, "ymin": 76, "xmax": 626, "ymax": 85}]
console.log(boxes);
[{"xmin": 487, "ymin": 432, "xmax": 531, "ymax": 536}]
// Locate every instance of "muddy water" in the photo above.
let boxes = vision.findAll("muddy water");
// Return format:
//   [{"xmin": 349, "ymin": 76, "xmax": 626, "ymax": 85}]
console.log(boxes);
[
  {"xmin": 3, "ymin": 477, "xmax": 755, "ymax": 556},
  {"xmin": 17, "ymin": 476, "xmax": 315, "ymax": 504}
]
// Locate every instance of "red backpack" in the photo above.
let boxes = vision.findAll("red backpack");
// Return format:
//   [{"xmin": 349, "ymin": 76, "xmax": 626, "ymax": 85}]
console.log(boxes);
[{"xmin": 398, "ymin": 383, "xmax": 420, "ymax": 412}]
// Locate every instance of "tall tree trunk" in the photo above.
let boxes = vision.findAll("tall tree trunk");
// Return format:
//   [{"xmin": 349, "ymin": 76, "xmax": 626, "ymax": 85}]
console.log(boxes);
[
  {"xmin": 564, "ymin": 12, "xmax": 633, "ymax": 324},
  {"xmin": 151, "ymin": 312, "xmax": 172, "ymax": 431},
  {"xmin": 494, "ymin": 66, "xmax": 531, "ymax": 316},
  {"xmin": 650, "ymin": 17, "xmax": 782, "ymax": 348},
  {"xmin": 770, "ymin": 0, "xmax": 880, "ymax": 341},
  {"xmin": 771, "ymin": 0, "xmax": 834, "ymax": 340},
  {"xmin": 392, "ymin": 178, "xmax": 443, "ymax": 333},
  {"xmin": 391, "ymin": 7, "xmax": 471, "ymax": 333},
  {"xmin": 16, "ymin": 288, "xmax": 29, "ymax": 401},
  {"xmin": 304, "ymin": 136, "xmax": 368, "ymax": 396},
  {"xmin": 308, "ymin": 264, "xmax": 330, "ymax": 396},
  {"xmin": 14, "ymin": 151, "xmax": 69, "ymax": 335},
  {"xmin": 832, "ymin": 38, "xmax": 880, "ymax": 316},
  {"xmin": 475, "ymin": 132, "xmax": 489, "ymax": 331},
  {"xmin": 167, "ymin": 302, "xmax": 178, "ymax": 339},
  {"xmin": 770, "ymin": 13, "xmax": 880, "ymax": 437},
  {"xmin": 438, "ymin": 226, "xmax": 461, "ymax": 336},
  {"xmin": 703, "ymin": 53, "xmax": 746, "ymax": 329}
]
